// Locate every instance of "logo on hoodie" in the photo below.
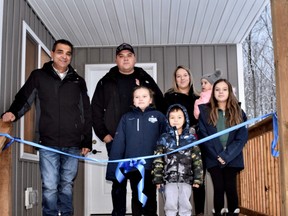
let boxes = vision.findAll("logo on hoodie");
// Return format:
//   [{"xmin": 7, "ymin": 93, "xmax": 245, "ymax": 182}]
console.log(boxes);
[{"xmin": 148, "ymin": 115, "xmax": 158, "ymax": 123}]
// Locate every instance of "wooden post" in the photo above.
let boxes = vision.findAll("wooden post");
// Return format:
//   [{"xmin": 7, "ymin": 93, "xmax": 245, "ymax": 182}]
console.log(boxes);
[
  {"xmin": 0, "ymin": 119, "xmax": 13, "ymax": 216},
  {"xmin": 270, "ymin": 0, "xmax": 288, "ymax": 215}
]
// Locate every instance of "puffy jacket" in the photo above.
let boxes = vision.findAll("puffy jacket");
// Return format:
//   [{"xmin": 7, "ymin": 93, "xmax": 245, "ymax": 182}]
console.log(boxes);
[
  {"xmin": 106, "ymin": 105, "xmax": 166, "ymax": 181},
  {"xmin": 92, "ymin": 66, "xmax": 165, "ymax": 141},
  {"xmin": 152, "ymin": 104, "xmax": 203, "ymax": 185},
  {"xmin": 198, "ymin": 104, "xmax": 248, "ymax": 170},
  {"xmin": 5, "ymin": 61, "xmax": 92, "ymax": 149}
]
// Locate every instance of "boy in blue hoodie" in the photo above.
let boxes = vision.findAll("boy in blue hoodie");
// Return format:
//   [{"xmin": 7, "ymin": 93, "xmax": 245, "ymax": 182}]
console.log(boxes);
[{"xmin": 152, "ymin": 104, "xmax": 203, "ymax": 216}]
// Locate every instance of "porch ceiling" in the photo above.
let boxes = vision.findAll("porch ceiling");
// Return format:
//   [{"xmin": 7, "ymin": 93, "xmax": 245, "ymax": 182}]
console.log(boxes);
[{"xmin": 27, "ymin": 0, "xmax": 269, "ymax": 47}]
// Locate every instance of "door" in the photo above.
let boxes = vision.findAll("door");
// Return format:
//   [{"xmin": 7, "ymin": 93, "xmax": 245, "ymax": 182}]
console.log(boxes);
[{"xmin": 84, "ymin": 63, "xmax": 157, "ymax": 216}]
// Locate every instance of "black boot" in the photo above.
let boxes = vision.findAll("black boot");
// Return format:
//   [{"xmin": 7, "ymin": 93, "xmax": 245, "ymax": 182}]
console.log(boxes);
[
  {"xmin": 226, "ymin": 208, "xmax": 240, "ymax": 216},
  {"xmin": 212, "ymin": 208, "xmax": 228, "ymax": 216}
]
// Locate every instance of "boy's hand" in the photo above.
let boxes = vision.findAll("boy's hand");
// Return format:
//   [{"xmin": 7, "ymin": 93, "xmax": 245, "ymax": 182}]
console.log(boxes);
[{"xmin": 192, "ymin": 184, "xmax": 200, "ymax": 188}]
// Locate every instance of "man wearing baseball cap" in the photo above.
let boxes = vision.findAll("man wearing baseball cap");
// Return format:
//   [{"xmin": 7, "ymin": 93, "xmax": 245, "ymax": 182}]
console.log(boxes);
[{"xmin": 92, "ymin": 43, "xmax": 164, "ymax": 216}]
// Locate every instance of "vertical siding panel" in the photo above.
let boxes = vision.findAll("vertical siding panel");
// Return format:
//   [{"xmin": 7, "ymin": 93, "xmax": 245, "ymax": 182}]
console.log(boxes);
[
  {"xmin": 101, "ymin": 48, "xmax": 115, "ymax": 63},
  {"xmin": 152, "ymin": 47, "xmax": 165, "ymax": 90},
  {"xmin": 202, "ymin": 46, "xmax": 215, "ymax": 74},
  {"xmin": 164, "ymin": 46, "xmax": 177, "ymax": 91},
  {"xmin": 75, "ymin": 48, "xmax": 89, "ymax": 74},
  {"xmin": 190, "ymin": 46, "xmax": 203, "ymax": 90},
  {"xmin": 74, "ymin": 48, "xmax": 90, "ymax": 76},
  {"xmin": 139, "ymin": 47, "xmax": 152, "ymax": 63},
  {"xmin": 177, "ymin": 46, "xmax": 189, "ymax": 67},
  {"xmin": 215, "ymin": 45, "xmax": 228, "ymax": 78},
  {"xmin": 88, "ymin": 48, "xmax": 101, "ymax": 65},
  {"xmin": 227, "ymin": 45, "xmax": 238, "ymax": 86}
]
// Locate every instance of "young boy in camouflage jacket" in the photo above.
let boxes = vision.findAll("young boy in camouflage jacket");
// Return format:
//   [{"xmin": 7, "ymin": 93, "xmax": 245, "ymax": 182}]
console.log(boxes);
[{"xmin": 152, "ymin": 104, "xmax": 203, "ymax": 216}]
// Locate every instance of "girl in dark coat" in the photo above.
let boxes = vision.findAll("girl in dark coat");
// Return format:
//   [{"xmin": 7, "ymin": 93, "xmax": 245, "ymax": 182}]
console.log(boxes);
[
  {"xmin": 106, "ymin": 86, "xmax": 166, "ymax": 216},
  {"xmin": 198, "ymin": 79, "xmax": 248, "ymax": 216}
]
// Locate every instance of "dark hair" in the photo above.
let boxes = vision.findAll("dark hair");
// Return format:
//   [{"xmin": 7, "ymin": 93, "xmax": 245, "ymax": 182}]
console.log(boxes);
[
  {"xmin": 169, "ymin": 105, "xmax": 183, "ymax": 114},
  {"xmin": 132, "ymin": 86, "xmax": 155, "ymax": 105},
  {"xmin": 52, "ymin": 39, "xmax": 74, "ymax": 55},
  {"xmin": 208, "ymin": 79, "xmax": 242, "ymax": 126}
]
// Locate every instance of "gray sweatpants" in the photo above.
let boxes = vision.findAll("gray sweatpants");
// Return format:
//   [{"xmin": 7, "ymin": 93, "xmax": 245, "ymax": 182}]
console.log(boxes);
[{"xmin": 164, "ymin": 182, "xmax": 192, "ymax": 216}]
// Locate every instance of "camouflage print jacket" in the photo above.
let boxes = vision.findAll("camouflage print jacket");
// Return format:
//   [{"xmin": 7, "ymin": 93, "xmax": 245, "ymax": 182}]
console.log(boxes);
[{"xmin": 152, "ymin": 104, "xmax": 203, "ymax": 185}]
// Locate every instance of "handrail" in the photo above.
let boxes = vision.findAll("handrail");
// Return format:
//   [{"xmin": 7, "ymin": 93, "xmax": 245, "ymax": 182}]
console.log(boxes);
[
  {"xmin": 0, "ymin": 119, "xmax": 13, "ymax": 153},
  {"xmin": 239, "ymin": 116, "xmax": 280, "ymax": 216}
]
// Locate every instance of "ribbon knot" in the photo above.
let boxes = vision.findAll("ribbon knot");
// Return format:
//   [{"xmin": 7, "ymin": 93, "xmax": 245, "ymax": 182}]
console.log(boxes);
[{"xmin": 115, "ymin": 159, "xmax": 147, "ymax": 207}]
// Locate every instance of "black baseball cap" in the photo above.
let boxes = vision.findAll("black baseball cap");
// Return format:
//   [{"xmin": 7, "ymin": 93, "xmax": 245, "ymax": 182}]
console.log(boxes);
[{"xmin": 116, "ymin": 43, "xmax": 135, "ymax": 55}]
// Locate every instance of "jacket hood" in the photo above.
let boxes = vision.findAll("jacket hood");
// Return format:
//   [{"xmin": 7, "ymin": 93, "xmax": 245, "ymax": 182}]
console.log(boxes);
[{"xmin": 166, "ymin": 103, "xmax": 190, "ymax": 134}]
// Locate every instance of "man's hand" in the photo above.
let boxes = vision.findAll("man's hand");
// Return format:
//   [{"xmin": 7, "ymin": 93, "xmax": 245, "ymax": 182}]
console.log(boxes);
[
  {"xmin": 81, "ymin": 148, "xmax": 90, "ymax": 156},
  {"xmin": 193, "ymin": 184, "xmax": 200, "ymax": 188},
  {"xmin": 103, "ymin": 134, "xmax": 113, "ymax": 144},
  {"xmin": 2, "ymin": 112, "xmax": 16, "ymax": 122}
]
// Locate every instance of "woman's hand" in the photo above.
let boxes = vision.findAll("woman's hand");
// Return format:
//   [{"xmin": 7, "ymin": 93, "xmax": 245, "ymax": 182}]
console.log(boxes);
[{"xmin": 217, "ymin": 156, "xmax": 226, "ymax": 165}]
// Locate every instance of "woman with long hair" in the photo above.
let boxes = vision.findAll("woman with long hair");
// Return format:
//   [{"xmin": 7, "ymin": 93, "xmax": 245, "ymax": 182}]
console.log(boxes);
[
  {"xmin": 198, "ymin": 79, "xmax": 248, "ymax": 216},
  {"xmin": 164, "ymin": 65, "xmax": 199, "ymax": 127}
]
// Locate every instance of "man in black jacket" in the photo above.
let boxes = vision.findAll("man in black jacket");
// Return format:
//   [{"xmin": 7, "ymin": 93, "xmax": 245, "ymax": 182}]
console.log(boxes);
[
  {"xmin": 92, "ymin": 43, "xmax": 164, "ymax": 216},
  {"xmin": 2, "ymin": 39, "xmax": 92, "ymax": 216}
]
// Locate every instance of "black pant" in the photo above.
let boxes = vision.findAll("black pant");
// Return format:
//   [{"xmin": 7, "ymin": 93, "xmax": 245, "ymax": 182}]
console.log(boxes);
[
  {"xmin": 193, "ymin": 171, "xmax": 206, "ymax": 214},
  {"xmin": 208, "ymin": 166, "xmax": 239, "ymax": 213},
  {"xmin": 126, "ymin": 170, "xmax": 157, "ymax": 216},
  {"xmin": 193, "ymin": 149, "xmax": 206, "ymax": 215},
  {"xmin": 111, "ymin": 179, "xmax": 127, "ymax": 216}
]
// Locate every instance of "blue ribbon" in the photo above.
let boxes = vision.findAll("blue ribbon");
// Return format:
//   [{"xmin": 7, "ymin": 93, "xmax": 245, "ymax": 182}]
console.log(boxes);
[
  {"xmin": 0, "ymin": 112, "xmax": 280, "ymax": 206},
  {"xmin": 271, "ymin": 113, "xmax": 279, "ymax": 157},
  {"xmin": 0, "ymin": 112, "xmax": 279, "ymax": 161},
  {"xmin": 116, "ymin": 159, "xmax": 147, "ymax": 207},
  {"xmin": 1, "ymin": 136, "xmax": 17, "ymax": 151}
]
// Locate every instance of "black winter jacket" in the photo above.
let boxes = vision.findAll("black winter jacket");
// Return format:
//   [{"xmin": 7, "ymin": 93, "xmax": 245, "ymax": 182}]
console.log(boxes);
[
  {"xmin": 5, "ymin": 61, "xmax": 92, "ymax": 149},
  {"xmin": 198, "ymin": 104, "xmax": 248, "ymax": 170},
  {"xmin": 92, "ymin": 66, "xmax": 165, "ymax": 141},
  {"xmin": 164, "ymin": 86, "xmax": 199, "ymax": 127}
]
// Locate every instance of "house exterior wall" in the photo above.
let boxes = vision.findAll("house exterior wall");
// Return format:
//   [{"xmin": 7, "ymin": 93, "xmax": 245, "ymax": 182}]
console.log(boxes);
[{"xmin": 0, "ymin": 1, "xmax": 239, "ymax": 216}]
